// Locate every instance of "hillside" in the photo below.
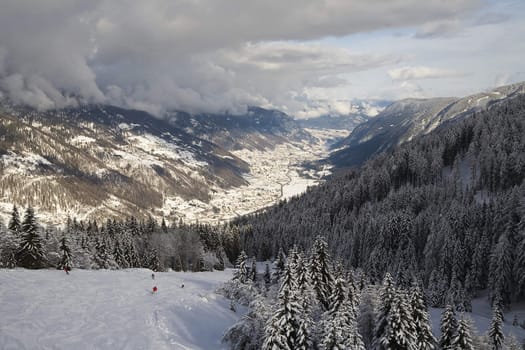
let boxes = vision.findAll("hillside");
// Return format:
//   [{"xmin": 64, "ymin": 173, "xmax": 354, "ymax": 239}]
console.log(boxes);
[
  {"xmin": 234, "ymin": 93, "xmax": 525, "ymax": 310},
  {"xmin": 330, "ymin": 82, "xmax": 525, "ymax": 168},
  {"xmin": 0, "ymin": 103, "xmax": 328, "ymax": 225}
]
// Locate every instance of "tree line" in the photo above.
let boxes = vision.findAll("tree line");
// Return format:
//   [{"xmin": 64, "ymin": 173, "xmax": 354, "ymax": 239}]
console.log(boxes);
[
  {"xmin": 221, "ymin": 237, "xmax": 519, "ymax": 349},
  {"xmin": 0, "ymin": 206, "xmax": 242, "ymax": 272}
]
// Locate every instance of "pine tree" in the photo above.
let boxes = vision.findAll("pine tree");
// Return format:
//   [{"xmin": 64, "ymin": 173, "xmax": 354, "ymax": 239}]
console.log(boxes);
[
  {"xmin": 504, "ymin": 334, "xmax": 520, "ymax": 350},
  {"xmin": 410, "ymin": 283, "xmax": 436, "ymax": 349},
  {"xmin": 321, "ymin": 278, "xmax": 365, "ymax": 350},
  {"xmin": 94, "ymin": 237, "xmax": 111, "ymax": 269},
  {"xmin": 147, "ymin": 248, "xmax": 160, "ymax": 272},
  {"xmin": 16, "ymin": 207, "xmax": 46, "ymax": 269},
  {"xmin": 380, "ymin": 291, "xmax": 417, "ymax": 350},
  {"xmin": 513, "ymin": 234, "xmax": 525, "ymax": 299},
  {"xmin": 0, "ymin": 219, "xmax": 19, "ymax": 267},
  {"xmin": 57, "ymin": 236, "xmax": 73, "ymax": 271},
  {"xmin": 310, "ymin": 237, "xmax": 334, "ymax": 310},
  {"xmin": 8, "ymin": 205, "xmax": 21, "ymax": 234},
  {"xmin": 358, "ymin": 286, "xmax": 377, "ymax": 349},
  {"xmin": 489, "ymin": 233, "xmax": 513, "ymax": 307},
  {"xmin": 263, "ymin": 263, "xmax": 271, "ymax": 287},
  {"xmin": 262, "ymin": 262, "xmax": 311, "ymax": 350},
  {"xmin": 488, "ymin": 303, "xmax": 504, "ymax": 350},
  {"xmin": 235, "ymin": 251, "xmax": 248, "ymax": 283},
  {"xmin": 440, "ymin": 305, "xmax": 459, "ymax": 349},
  {"xmin": 272, "ymin": 247, "xmax": 286, "ymax": 284},
  {"xmin": 251, "ymin": 258, "xmax": 257, "ymax": 282},
  {"xmin": 373, "ymin": 273, "xmax": 396, "ymax": 349},
  {"xmin": 113, "ymin": 240, "xmax": 128, "ymax": 268},
  {"xmin": 451, "ymin": 316, "xmax": 475, "ymax": 350}
]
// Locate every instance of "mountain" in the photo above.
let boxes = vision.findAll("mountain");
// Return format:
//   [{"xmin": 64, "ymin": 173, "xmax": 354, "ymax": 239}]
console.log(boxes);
[
  {"xmin": 0, "ymin": 103, "xmax": 314, "ymax": 225},
  {"xmin": 165, "ymin": 106, "xmax": 313, "ymax": 151},
  {"xmin": 329, "ymin": 82, "xmax": 525, "ymax": 167},
  {"xmin": 234, "ymin": 92, "xmax": 525, "ymax": 308}
]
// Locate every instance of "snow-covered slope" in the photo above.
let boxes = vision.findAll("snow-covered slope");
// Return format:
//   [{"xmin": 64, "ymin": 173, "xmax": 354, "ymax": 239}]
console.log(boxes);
[
  {"xmin": 429, "ymin": 294, "xmax": 525, "ymax": 343},
  {"xmin": 0, "ymin": 269, "xmax": 239, "ymax": 350},
  {"xmin": 330, "ymin": 81, "xmax": 525, "ymax": 168},
  {"xmin": 0, "ymin": 103, "xmax": 330, "ymax": 225}
]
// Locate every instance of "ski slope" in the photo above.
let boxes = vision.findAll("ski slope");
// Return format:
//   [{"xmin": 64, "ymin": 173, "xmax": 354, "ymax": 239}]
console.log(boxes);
[{"xmin": 0, "ymin": 269, "xmax": 240, "ymax": 350}]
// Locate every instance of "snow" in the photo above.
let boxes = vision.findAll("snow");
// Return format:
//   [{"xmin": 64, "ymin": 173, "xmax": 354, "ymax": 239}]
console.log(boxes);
[
  {"xmin": 429, "ymin": 293, "xmax": 525, "ymax": 343},
  {"xmin": 1, "ymin": 151, "xmax": 53, "ymax": 175},
  {"xmin": 70, "ymin": 135, "xmax": 96, "ymax": 145},
  {"xmin": 0, "ymin": 269, "xmax": 240, "ymax": 350},
  {"xmin": 160, "ymin": 131, "xmax": 337, "ymax": 224},
  {"xmin": 282, "ymin": 178, "xmax": 316, "ymax": 199}
]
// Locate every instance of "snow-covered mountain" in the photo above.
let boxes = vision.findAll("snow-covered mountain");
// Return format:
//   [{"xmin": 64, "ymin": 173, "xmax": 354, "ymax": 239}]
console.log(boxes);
[
  {"xmin": 329, "ymin": 82, "xmax": 525, "ymax": 167},
  {"xmin": 0, "ymin": 103, "xmax": 319, "ymax": 225},
  {"xmin": 165, "ymin": 106, "xmax": 314, "ymax": 151}
]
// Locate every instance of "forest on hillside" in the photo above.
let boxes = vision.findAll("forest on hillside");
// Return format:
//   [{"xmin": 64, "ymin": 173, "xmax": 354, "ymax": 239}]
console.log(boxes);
[
  {"xmin": 0, "ymin": 206, "xmax": 240, "ymax": 273},
  {"xmin": 233, "ymin": 94, "xmax": 525, "ymax": 310}
]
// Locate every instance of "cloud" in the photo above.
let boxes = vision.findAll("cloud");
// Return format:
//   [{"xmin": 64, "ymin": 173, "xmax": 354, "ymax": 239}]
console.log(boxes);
[
  {"xmin": 388, "ymin": 66, "xmax": 462, "ymax": 81},
  {"xmin": 414, "ymin": 19, "xmax": 463, "ymax": 39},
  {"xmin": 0, "ymin": 0, "xmax": 482, "ymax": 115}
]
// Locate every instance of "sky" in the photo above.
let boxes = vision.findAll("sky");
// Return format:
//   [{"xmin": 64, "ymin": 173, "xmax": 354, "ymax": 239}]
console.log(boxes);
[{"xmin": 0, "ymin": 0, "xmax": 523, "ymax": 118}]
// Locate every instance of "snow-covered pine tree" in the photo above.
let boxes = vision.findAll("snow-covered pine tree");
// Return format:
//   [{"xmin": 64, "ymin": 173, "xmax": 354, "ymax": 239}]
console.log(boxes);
[
  {"xmin": 358, "ymin": 286, "xmax": 378, "ymax": 349},
  {"xmin": 264, "ymin": 263, "xmax": 271, "ymax": 287},
  {"xmin": 16, "ymin": 207, "xmax": 47, "ymax": 269},
  {"xmin": 451, "ymin": 316, "xmax": 475, "ymax": 350},
  {"xmin": 310, "ymin": 236, "xmax": 334, "ymax": 310},
  {"xmin": 235, "ymin": 251, "xmax": 249, "ymax": 283},
  {"xmin": 373, "ymin": 272, "xmax": 396, "ymax": 349},
  {"xmin": 8, "ymin": 205, "xmax": 21, "ymax": 234},
  {"xmin": 251, "ymin": 257, "xmax": 257, "ymax": 282},
  {"xmin": 113, "ymin": 239, "xmax": 128, "ymax": 268},
  {"xmin": 293, "ymin": 251, "xmax": 312, "ymax": 313},
  {"xmin": 439, "ymin": 304, "xmax": 459, "ymax": 349},
  {"xmin": 94, "ymin": 236, "xmax": 112, "ymax": 269},
  {"xmin": 513, "ymin": 234, "xmax": 525, "ymax": 299},
  {"xmin": 262, "ymin": 262, "xmax": 311, "ymax": 350},
  {"xmin": 380, "ymin": 290, "xmax": 417, "ymax": 350},
  {"xmin": 488, "ymin": 303, "xmax": 504, "ymax": 350},
  {"xmin": 0, "ymin": 222, "xmax": 19, "ymax": 267},
  {"xmin": 223, "ymin": 296, "xmax": 270, "ymax": 350},
  {"xmin": 347, "ymin": 270, "xmax": 360, "ymax": 318},
  {"xmin": 410, "ymin": 283, "xmax": 436, "ymax": 349},
  {"xmin": 271, "ymin": 247, "xmax": 286, "ymax": 284},
  {"xmin": 504, "ymin": 334, "xmax": 520, "ymax": 350},
  {"xmin": 123, "ymin": 236, "xmax": 140, "ymax": 268},
  {"xmin": 489, "ymin": 233, "xmax": 513, "ymax": 307},
  {"xmin": 147, "ymin": 248, "xmax": 160, "ymax": 272},
  {"xmin": 320, "ymin": 278, "xmax": 365, "ymax": 350},
  {"xmin": 57, "ymin": 236, "xmax": 73, "ymax": 271}
]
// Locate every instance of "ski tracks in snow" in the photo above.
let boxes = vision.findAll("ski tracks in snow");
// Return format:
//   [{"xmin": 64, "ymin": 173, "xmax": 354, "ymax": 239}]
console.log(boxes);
[{"xmin": 0, "ymin": 269, "xmax": 238, "ymax": 349}]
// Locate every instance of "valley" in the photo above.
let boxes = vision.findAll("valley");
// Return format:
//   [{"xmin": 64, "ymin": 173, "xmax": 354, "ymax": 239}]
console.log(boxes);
[{"xmin": 158, "ymin": 128, "xmax": 346, "ymax": 224}]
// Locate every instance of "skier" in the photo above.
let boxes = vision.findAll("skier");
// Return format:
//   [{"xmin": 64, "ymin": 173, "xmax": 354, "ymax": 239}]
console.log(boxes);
[
  {"xmin": 64, "ymin": 267, "xmax": 69, "ymax": 275},
  {"xmin": 181, "ymin": 283, "xmax": 184, "ymax": 288},
  {"xmin": 152, "ymin": 286, "xmax": 158, "ymax": 293},
  {"xmin": 151, "ymin": 273, "xmax": 155, "ymax": 280}
]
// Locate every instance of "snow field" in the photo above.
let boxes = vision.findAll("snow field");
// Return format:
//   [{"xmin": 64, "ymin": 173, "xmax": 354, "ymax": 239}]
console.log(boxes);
[
  {"xmin": 429, "ymin": 294, "xmax": 525, "ymax": 343},
  {"xmin": 0, "ymin": 269, "xmax": 240, "ymax": 350}
]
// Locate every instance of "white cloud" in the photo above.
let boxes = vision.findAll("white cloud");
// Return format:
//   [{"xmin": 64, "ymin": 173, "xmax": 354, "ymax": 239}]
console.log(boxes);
[
  {"xmin": 0, "ymin": 0, "xmax": 482, "ymax": 115},
  {"xmin": 388, "ymin": 66, "xmax": 462, "ymax": 81}
]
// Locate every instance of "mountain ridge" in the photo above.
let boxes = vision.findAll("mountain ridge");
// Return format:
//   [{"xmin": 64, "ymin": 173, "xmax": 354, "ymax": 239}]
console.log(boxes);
[{"xmin": 329, "ymin": 81, "xmax": 525, "ymax": 168}]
